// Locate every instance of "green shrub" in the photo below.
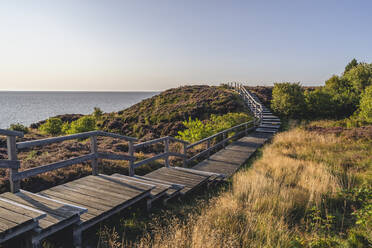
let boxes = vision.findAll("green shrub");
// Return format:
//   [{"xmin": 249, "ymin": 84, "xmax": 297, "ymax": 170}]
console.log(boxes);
[
  {"xmin": 343, "ymin": 63, "xmax": 372, "ymax": 94},
  {"xmin": 359, "ymin": 85, "xmax": 372, "ymax": 123},
  {"xmin": 9, "ymin": 123, "xmax": 29, "ymax": 134},
  {"xmin": 93, "ymin": 107, "xmax": 103, "ymax": 120},
  {"xmin": 271, "ymin": 82, "xmax": 306, "ymax": 118},
  {"xmin": 304, "ymin": 89, "xmax": 335, "ymax": 118},
  {"xmin": 177, "ymin": 112, "xmax": 251, "ymax": 143},
  {"xmin": 177, "ymin": 117, "xmax": 213, "ymax": 143},
  {"xmin": 39, "ymin": 118, "xmax": 63, "ymax": 135},
  {"xmin": 66, "ymin": 116, "xmax": 96, "ymax": 134}
]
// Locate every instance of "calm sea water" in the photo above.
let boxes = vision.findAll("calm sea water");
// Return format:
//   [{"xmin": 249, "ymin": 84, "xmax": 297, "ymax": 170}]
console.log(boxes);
[{"xmin": 0, "ymin": 91, "xmax": 158, "ymax": 129}]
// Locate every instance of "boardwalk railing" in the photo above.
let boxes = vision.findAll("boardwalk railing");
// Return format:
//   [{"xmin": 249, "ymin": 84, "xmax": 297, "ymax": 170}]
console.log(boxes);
[
  {"xmin": 1, "ymin": 130, "xmax": 137, "ymax": 193},
  {"xmin": 228, "ymin": 82, "xmax": 263, "ymax": 124},
  {"xmin": 0, "ymin": 83, "xmax": 262, "ymax": 193},
  {"xmin": 186, "ymin": 120, "xmax": 254, "ymax": 163}
]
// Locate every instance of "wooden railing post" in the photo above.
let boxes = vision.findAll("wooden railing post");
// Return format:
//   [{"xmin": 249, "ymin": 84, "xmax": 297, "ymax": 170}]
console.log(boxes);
[
  {"xmin": 90, "ymin": 135, "xmax": 98, "ymax": 176},
  {"xmin": 164, "ymin": 137, "xmax": 170, "ymax": 167},
  {"xmin": 245, "ymin": 123, "xmax": 248, "ymax": 136},
  {"xmin": 182, "ymin": 143, "xmax": 187, "ymax": 167},
  {"xmin": 128, "ymin": 140, "xmax": 135, "ymax": 176},
  {"xmin": 207, "ymin": 139, "xmax": 211, "ymax": 158},
  {"xmin": 7, "ymin": 136, "xmax": 20, "ymax": 193},
  {"xmin": 222, "ymin": 132, "xmax": 226, "ymax": 148}
]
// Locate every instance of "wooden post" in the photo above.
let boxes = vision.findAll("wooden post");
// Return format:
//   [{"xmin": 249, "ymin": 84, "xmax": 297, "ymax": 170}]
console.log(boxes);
[
  {"xmin": 90, "ymin": 135, "xmax": 98, "ymax": 176},
  {"xmin": 128, "ymin": 140, "xmax": 135, "ymax": 176},
  {"xmin": 245, "ymin": 123, "xmax": 248, "ymax": 136},
  {"xmin": 207, "ymin": 139, "xmax": 211, "ymax": 158},
  {"xmin": 7, "ymin": 136, "xmax": 20, "ymax": 193},
  {"xmin": 182, "ymin": 143, "xmax": 187, "ymax": 167},
  {"xmin": 222, "ymin": 132, "xmax": 226, "ymax": 148},
  {"xmin": 164, "ymin": 138, "xmax": 170, "ymax": 167}
]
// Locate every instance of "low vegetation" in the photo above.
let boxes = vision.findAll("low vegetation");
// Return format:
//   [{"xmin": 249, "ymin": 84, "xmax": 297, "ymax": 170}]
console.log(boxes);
[
  {"xmin": 270, "ymin": 59, "xmax": 372, "ymax": 125},
  {"xmin": 177, "ymin": 112, "xmax": 251, "ymax": 143},
  {"xmin": 120, "ymin": 122, "xmax": 370, "ymax": 248}
]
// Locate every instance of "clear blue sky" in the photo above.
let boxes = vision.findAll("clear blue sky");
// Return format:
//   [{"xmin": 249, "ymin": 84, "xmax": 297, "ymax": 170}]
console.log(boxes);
[{"xmin": 0, "ymin": 0, "xmax": 371, "ymax": 91}]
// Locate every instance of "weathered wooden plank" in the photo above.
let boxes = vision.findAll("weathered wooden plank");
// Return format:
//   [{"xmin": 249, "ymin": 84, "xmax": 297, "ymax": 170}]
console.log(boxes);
[
  {"xmin": 12, "ymin": 154, "xmax": 96, "ymax": 181},
  {"xmin": 0, "ymin": 198, "xmax": 46, "ymax": 221},
  {"xmin": 96, "ymin": 131, "xmax": 137, "ymax": 142},
  {"xmin": 0, "ymin": 207, "xmax": 34, "ymax": 226},
  {"xmin": 0, "ymin": 129, "xmax": 24, "ymax": 137},
  {"xmin": 0, "ymin": 160, "xmax": 20, "ymax": 169},
  {"xmin": 171, "ymin": 167, "xmax": 225, "ymax": 178},
  {"xmin": 133, "ymin": 153, "xmax": 167, "ymax": 168},
  {"xmin": 0, "ymin": 192, "xmax": 78, "ymax": 222},
  {"xmin": 16, "ymin": 131, "xmax": 98, "ymax": 149},
  {"xmin": 80, "ymin": 176, "xmax": 151, "ymax": 196},
  {"xmin": 60, "ymin": 183, "xmax": 134, "ymax": 203},
  {"xmin": 97, "ymin": 174, "xmax": 154, "ymax": 192},
  {"xmin": 66, "ymin": 177, "xmax": 145, "ymax": 198},
  {"xmin": 167, "ymin": 136, "xmax": 188, "ymax": 144},
  {"xmin": 133, "ymin": 176, "xmax": 185, "ymax": 189},
  {"xmin": 41, "ymin": 188, "xmax": 116, "ymax": 210},
  {"xmin": 134, "ymin": 137, "xmax": 168, "ymax": 149},
  {"xmin": 98, "ymin": 152, "xmax": 135, "ymax": 161},
  {"xmin": 109, "ymin": 174, "xmax": 167, "ymax": 197}
]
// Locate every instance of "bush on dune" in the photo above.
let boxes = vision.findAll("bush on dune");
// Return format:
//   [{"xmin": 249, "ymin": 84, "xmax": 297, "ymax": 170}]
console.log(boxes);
[{"xmin": 176, "ymin": 112, "xmax": 251, "ymax": 143}]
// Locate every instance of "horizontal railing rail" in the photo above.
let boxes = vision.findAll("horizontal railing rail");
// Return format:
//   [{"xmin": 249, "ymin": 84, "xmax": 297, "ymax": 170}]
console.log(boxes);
[
  {"xmin": 12, "ymin": 154, "xmax": 97, "ymax": 181},
  {"xmin": 0, "ymin": 160, "xmax": 20, "ymax": 169},
  {"xmin": 0, "ymin": 129, "xmax": 24, "ymax": 137},
  {"xmin": 16, "ymin": 131, "xmax": 137, "ymax": 149}
]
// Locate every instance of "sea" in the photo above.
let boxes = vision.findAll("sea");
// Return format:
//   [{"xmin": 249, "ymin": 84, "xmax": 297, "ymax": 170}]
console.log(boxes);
[{"xmin": 0, "ymin": 91, "xmax": 159, "ymax": 129}]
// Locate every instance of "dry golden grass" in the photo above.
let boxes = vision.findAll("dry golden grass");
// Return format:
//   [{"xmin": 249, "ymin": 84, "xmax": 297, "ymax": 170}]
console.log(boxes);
[
  {"xmin": 98, "ymin": 125, "xmax": 371, "ymax": 248},
  {"xmin": 129, "ymin": 129, "xmax": 342, "ymax": 248}
]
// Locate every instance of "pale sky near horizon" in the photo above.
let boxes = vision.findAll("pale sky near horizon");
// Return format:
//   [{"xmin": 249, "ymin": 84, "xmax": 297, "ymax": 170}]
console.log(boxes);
[{"xmin": 1, "ymin": 0, "xmax": 371, "ymax": 91}]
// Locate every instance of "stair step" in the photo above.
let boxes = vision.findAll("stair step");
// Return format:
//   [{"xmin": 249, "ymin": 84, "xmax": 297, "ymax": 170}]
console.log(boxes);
[{"xmin": 256, "ymin": 128, "xmax": 278, "ymax": 133}]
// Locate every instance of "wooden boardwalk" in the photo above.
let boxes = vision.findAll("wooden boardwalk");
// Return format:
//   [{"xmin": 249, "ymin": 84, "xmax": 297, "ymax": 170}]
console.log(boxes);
[
  {"xmin": 192, "ymin": 132, "xmax": 272, "ymax": 177},
  {"xmin": 0, "ymin": 84, "xmax": 280, "ymax": 247}
]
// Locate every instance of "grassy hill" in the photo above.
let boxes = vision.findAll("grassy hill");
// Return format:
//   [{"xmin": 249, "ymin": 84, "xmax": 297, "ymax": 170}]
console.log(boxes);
[{"xmin": 0, "ymin": 85, "xmax": 247, "ymax": 193}]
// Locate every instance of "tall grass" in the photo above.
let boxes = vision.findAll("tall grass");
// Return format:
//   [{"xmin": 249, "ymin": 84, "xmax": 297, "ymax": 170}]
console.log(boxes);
[{"xmin": 99, "ymin": 125, "xmax": 372, "ymax": 247}]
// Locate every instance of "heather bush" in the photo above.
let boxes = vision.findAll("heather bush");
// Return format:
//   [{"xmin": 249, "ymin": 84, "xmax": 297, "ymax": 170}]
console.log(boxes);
[
  {"xmin": 177, "ymin": 112, "xmax": 251, "ymax": 143},
  {"xmin": 271, "ymin": 82, "xmax": 306, "ymax": 117},
  {"xmin": 66, "ymin": 116, "xmax": 96, "ymax": 134},
  {"xmin": 9, "ymin": 123, "xmax": 29, "ymax": 134},
  {"xmin": 39, "ymin": 118, "xmax": 63, "ymax": 135}
]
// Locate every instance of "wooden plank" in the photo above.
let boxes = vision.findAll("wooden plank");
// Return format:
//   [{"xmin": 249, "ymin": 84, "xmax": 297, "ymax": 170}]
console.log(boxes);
[
  {"xmin": 0, "ymin": 129, "xmax": 24, "ymax": 137},
  {"xmin": 146, "ymin": 168, "xmax": 207, "ymax": 186},
  {"xmin": 96, "ymin": 131, "xmax": 137, "ymax": 142},
  {"xmin": 0, "ymin": 192, "xmax": 78, "ymax": 221},
  {"xmin": 133, "ymin": 153, "xmax": 167, "ymax": 168},
  {"xmin": 41, "ymin": 188, "xmax": 116, "ymax": 211},
  {"xmin": 0, "ymin": 207, "xmax": 34, "ymax": 226},
  {"xmin": 0, "ymin": 198, "xmax": 46, "ymax": 221},
  {"xmin": 172, "ymin": 167, "xmax": 225, "ymax": 178},
  {"xmin": 0, "ymin": 160, "xmax": 20, "ymax": 169},
  {"xmin": 98, "ymin": 152, "xmax": 135, "ymax": 161},
  {"xmin": 109, "ymin": 174, "xmax": 168, "ymax": 197},
  {"xmin": 60, "ymin": 183, "xmax": 135, "ymax": 202},
  {"xmin": 66, "ymin": 177, "xmax": 146, "ymax": 199},
  {"xmin": 16, "ymin": 131, "xmax": 98, "ymax": 149},
  {"xmin": 13, "ymin": 154, "xmax": 96, "ymax": 181},
  {"xmin": 134, "ymin": 137, "xmax": 168, "ymax": 149},
  {"xmin": 79, "ymin": 177, "xmax": 149, "ymax": 197},
  {"xmin": 84, "ymin": 175, "xmax": 154, "ymax": 193}
]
